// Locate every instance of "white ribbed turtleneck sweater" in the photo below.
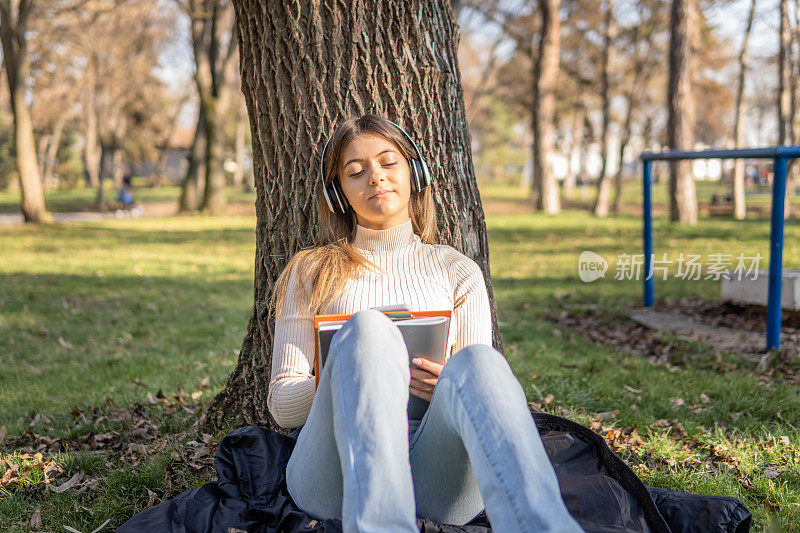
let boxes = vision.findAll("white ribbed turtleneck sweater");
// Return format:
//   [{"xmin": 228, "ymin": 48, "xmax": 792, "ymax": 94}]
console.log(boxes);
[{"xmin": 267, "ymin": 218, "xmax": 492, "ymax": 428}]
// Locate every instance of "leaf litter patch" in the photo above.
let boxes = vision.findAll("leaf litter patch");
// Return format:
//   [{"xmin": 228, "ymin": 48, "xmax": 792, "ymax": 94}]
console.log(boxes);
[
  {"xmin": 1, "ymin": 384, "xmax": 219, "ymax": 530},
  {"xmin": 544, "ymin": 298, "xmax": 800, "ymax": 383}
]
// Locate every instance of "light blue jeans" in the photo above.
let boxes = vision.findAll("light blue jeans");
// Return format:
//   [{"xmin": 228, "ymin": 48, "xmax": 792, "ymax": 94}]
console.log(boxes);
[{"xmin": 285, "ymin": 309, "xmax": 583, "ymax": 532}]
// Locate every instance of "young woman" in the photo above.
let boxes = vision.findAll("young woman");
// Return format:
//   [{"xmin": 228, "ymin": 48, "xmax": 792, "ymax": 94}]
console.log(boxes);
[{"xmin": 267, "ymin": 114, "xmax": 583, "ymax": 533}]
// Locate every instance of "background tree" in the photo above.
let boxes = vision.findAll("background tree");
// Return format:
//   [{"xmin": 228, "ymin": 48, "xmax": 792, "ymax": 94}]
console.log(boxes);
[
  {"xmin": 175, "ymin": 0, "xmax": 239, "ymax": 215},
  {"xmin": 202, "ymin": 0, "xmax": 502, "ymax": 432},
  {"xmin": 612, "ymin": 0, "xmax": 667, "ymax": 213},
  {"xmin": 666, "ymin": 0, "xmax": 698, "ymax": 225},
  {"xmin": 532, "ymin": 0, "xmax": 563, "ymax": 213},
  {"xmin": 0, "ymin": 0, "xmax": 48, "ymax": 222},
  {"xmin": 592, "ymin": 0, "xmax": 617, "ymax": 218},
  {"xmin": 731, "ymin": 0, "xmax": 756, "ymax": 220}
]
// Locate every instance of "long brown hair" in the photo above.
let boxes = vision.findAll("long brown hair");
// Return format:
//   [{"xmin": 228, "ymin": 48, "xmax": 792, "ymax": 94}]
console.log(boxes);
[{"xmin": 270, "ymin": 114, "xmax": 437, "ymax": 318}]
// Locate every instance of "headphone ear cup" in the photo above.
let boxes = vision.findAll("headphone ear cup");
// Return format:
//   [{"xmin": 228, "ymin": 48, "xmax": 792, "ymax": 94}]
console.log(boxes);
[
  {"xmin": 332, "ymin": 178, "xmax": 349, "ymax": 213},
  {"xmin": 410, "ymin": 159, "xmax": 423, "ymax": 193},
  {"xmin": 417, "ymin": 158, "xmax": 431, "ymax": 189}
]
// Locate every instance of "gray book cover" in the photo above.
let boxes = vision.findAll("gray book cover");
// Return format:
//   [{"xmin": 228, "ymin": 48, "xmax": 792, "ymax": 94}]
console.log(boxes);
[{"xmin": 316, "ymin": 314, "xmax": 450, "ymax": 421}]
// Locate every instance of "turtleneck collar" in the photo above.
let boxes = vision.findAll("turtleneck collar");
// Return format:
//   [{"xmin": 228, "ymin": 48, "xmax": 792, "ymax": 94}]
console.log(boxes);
[{"xmin": 352, "ymin": 218, "xmax": 419, "ymax": 253}]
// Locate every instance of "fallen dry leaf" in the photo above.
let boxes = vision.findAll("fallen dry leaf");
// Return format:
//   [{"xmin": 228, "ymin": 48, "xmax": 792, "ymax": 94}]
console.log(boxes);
[
  {"xmin": 51, "ymin": 472, "xmax": 82, "ymax": 493},
  {"xmin": 592, "ymin": 410, "xmax": 620, "ymax": 420},
  {"xmin": 58, "ymin": 336, "xmax": 74, "ymax": 349},
  {"xmin": 30, "ymin": 507, "xmax": 42, "ymax": 529},
  {"xmin": 623, "ymin": 384, "xmax": 642, "ymax": 394}
]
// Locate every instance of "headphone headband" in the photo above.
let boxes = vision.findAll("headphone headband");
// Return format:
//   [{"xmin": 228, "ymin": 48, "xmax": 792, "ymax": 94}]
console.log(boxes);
[{"xmin": 320, "ymin": 118, "xmax": 431, "ymax": 214}]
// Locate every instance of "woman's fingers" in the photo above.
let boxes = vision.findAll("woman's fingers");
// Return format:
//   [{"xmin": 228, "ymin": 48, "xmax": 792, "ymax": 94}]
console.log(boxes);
[
  {"xmin": 410, "ymin": 376, "xmax": 434, "ymax": 391},
  {"xmin": 409, "ymin": 356, "xmax": 440, "ymax": 402},
  {"xmin": 409, "ymin": 383, "xmax": 433, "ymax": 402},
  {"xmin": 411, "ymin": 356, "xmax": 444, "ymax": 377},
  {"xmin": 409, "ymin": 366, "xmax": 437, "ymax": 386}
]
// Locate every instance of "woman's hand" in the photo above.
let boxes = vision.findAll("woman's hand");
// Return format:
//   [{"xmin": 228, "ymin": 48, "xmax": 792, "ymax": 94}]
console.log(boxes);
[{"xmin": 409, "ymin": 357, "xmax": 443, "ymax": 402}]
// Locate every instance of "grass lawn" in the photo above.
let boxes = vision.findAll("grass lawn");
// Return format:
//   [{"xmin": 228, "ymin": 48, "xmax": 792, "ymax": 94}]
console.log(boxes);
[{"xmin": 1, "ymin": 182, "xmax": 799, "ymax": 531}]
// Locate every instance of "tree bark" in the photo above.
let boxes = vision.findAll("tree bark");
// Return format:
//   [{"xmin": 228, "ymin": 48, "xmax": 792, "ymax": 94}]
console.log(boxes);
[
  {"xmin": 731, "ymin": 0, "xmax": 755, "ymax": 221},
  {"xmin": 531, "ymin": 0, "xmax": 562, "ymax": 214},
  {"xmin": 593, "ymin": 0, "xmax": 616, "ymax": 218},
  {"xmin": 188, "ymin": 0, "xmax": 238, "ymax": 216},
  {"xmin": 667, "ymin": 0, "xmax": 698, "ymax": 225},
  {"xmin": 778, "ymin": 0, "xmax": 792, "ymax": 219},
  {"xmin": 564, "ymin": 100, "xmax": 584, "ymax": 196},
  {"xmin": 200, "ymin": 97, "xmax": 227, "ymax": 214},
  {"xmin": 779, "ymin": 0, "xmax": 791, "ymax": 146},
  {"xmin": 84, "ymin": 53, "xmax": 101, "ymax": 190},
  {"xmin": 95, "ymin": 142, "xmax": 111, "ymax": 211},
  {"xmin": 42, "ymin": 114, "xmax": 67, "ymax": 190},
  {"xmin": 0, "ymin": 0, "xmax": 48, "ymax": 222},
  {"xmin": 179, "ymin": 105, "xmax": 206, "ymax": 212},
  {"xmin": 233, "ymin": 114, "xmax": 245, "ymax": 189},
  {"xmin": 201, "ymin": 0, "xmax": 503, "ymax": 433}
]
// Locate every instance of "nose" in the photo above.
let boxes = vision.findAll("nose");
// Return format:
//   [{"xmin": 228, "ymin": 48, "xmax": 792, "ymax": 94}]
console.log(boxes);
[{"xmin": 367, "ymin": 162, "xmax": 386, "ymax": 184}]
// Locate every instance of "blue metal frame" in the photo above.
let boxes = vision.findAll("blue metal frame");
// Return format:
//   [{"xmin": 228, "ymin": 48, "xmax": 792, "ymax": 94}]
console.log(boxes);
[{"xmin": 640, "ymin": 146, "xmax": 800, "ymax": 351}]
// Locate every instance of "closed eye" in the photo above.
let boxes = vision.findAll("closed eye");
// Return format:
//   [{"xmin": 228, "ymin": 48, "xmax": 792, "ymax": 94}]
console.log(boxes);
[{"xmin": 348, "ymin": 162, "xmax": 397, "ymax": 177}]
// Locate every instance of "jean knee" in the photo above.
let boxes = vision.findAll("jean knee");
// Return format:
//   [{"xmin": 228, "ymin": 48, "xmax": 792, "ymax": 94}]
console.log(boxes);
[
  {"xmin": 329, "ymin": 309, "xmax": 407, "ymax": 367},
  {"xmin": 440, "ymin": 343, "xmax": 515, "ymax": 388}
]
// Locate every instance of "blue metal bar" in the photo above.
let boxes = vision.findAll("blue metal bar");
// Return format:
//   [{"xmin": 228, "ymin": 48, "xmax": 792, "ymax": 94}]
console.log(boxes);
[
  {"xmin": 766, "ymin": 157, "xmax": 788, "ymax": 350},
  {"xmin": 642, "ymin": 146, "xmax": 800, "ymax": 161},
  {"xmin": 639, "ymin": 145, "xmax": 799, "ymax": 351},
  {"xmin": 643, "ymin": 160, "xmax": 654, "ymax": 306}
]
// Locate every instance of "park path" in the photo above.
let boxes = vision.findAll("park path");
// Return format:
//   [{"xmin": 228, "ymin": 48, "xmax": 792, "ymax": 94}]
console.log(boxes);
[
  {"xmin": 0, "ymin": 202, "xmax": 181, "ymax": 226},
  {"xmin": 0, "ymin": 211, "xmax": 120, "ymax": 226}
]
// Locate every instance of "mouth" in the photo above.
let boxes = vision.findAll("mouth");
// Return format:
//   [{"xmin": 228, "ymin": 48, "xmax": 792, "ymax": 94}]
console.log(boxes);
[{"xmin": 370, "ymin": 190, "xmax": 394, "ymax": 199}]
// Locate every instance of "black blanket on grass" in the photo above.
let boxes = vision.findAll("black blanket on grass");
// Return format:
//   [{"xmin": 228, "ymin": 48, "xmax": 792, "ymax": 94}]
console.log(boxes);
[{"xmin": 119, "ymin": 410, "xmax": 751, "ymax": 532}]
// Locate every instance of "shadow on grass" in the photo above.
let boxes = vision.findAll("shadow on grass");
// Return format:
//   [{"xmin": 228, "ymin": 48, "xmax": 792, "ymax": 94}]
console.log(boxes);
[{"xmin": 0, "ymin": 272, "xmax": 253, "ymax": 435}]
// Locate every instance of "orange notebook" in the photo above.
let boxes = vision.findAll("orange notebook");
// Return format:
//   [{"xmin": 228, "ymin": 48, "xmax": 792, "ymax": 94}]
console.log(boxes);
[{"xmin": 313, "ymin": 309, "xmax": 452, "ymax": 391}]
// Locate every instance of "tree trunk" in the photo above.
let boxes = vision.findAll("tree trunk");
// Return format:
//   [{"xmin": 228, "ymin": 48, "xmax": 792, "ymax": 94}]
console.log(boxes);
[
  {"xmin": 112, "ymin": 147, "xmax": 125, "ymax": 190},
  {"xmin": 42, "ymin": 114, "xmax": 67, "ymax": 190},
  {"xmin": 84, "ymin": 55, "xmax": 101, "ymax": 190},
  {"xmin": 200, "ymin": 98, "xmax": 228, "ymax": 214},
  {"xmin": 779, "ymin": 0, "xmax": 791, "ymax": 145},
  {"xmin": 233, "ymin": 114, "xmax": 245, "ymax": 189},
  {"xmin": 779, "ymin": 0, "xmax": 792, "ymax": 219},
  {"xmin": 179, "ymin": 106, "xmax": 206, "ymax": 212},
  {"xmin": 593, "ymin": 0, "xmax": 616, "ymax": 218},
  {"xmin": 564, "ymin": 101, "xmax": 584, "ymax": 196},
  {"xmin": 531, "ymin": 0, "xmax": 562, "ymax": 214},
  {"xmin": 201, "ymin": 0, "xmax": 503, "ymax": 433},
  {"xmin": 95, "ymin": 143, "xmax": 111, "ymax": 211},
  {"xmin": 731, "ymin": 0, "xmax": 755, "ymax": 221},
  {"xmin": 667, "ymin": 0, "xmax": 698, "ymax": 225},
  {"xmin": 0, "ymin": 0, "xmax": 48, "ymax": 222}
]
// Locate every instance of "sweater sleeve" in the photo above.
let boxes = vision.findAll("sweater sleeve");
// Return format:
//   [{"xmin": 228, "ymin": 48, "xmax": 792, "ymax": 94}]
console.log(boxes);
[
  {"xmin": 267, "ymin": 263, "xmax": 317, "ymax": 429},
  {"xmin": 440, "ymin": 247, "xmax": 493, "ymax": 355}
]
